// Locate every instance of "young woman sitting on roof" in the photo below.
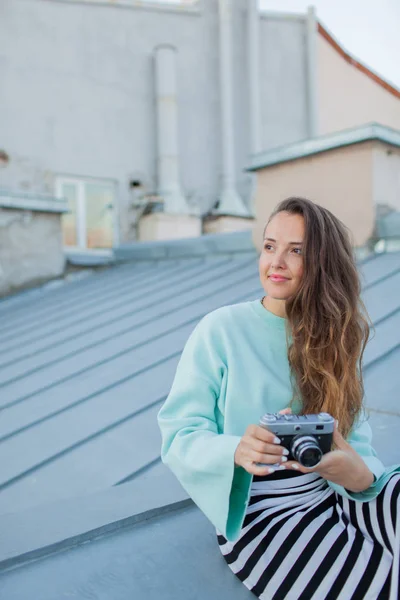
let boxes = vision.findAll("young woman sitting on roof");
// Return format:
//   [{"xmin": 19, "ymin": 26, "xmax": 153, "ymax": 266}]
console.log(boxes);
[{"xmin": 157, "ymin": 197, "xmax": 400, "ymax": 600}]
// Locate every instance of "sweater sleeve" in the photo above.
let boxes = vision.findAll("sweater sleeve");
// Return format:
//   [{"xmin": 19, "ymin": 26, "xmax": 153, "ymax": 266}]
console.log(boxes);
[
  {"xmin": 157, "ymin": 313, "xmax": 252, "ymax": 541},
  {"xmin": 327, "ymin": 416, "xmax": 397, "ymax": 501}
]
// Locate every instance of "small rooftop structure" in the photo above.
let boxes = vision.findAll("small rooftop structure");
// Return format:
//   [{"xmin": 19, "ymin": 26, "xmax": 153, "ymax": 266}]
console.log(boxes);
[
  {"xmin": 0, "ymin": 189, "xmax": 68, "ymax": 296},
  {"xmin": 248, "ymin": 123, "xmax": 400, "ymax": 251},
  {"xmin": 247, "ymin": 123, "xmax": 400, "ymax": 172}
]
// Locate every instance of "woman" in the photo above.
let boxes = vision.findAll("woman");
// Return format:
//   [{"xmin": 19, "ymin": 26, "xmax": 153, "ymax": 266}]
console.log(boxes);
[{"xmin": 157, "ymin": 197, "xmax": 400, "ymax": 599}]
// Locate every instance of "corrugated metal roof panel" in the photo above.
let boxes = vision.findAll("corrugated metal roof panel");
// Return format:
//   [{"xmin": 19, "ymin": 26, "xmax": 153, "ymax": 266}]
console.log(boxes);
[
  {"xmin": 0, "ymin": 503, "xmax": 254, "ymax": 600},
  {"xmin": 0, "ymin": 254, "xmax": 261, "ymax": 513},
  {"xmin": 0, "ymin": 247, "xmax": 399, "ymax": 598},
  {"xmin": 0, "ymin": 251, "xmax": 399, "ymax": 516}
]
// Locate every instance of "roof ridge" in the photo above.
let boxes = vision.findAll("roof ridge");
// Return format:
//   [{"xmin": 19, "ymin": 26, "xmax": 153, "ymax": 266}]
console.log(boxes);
[{"xmin": 318, "ymin": 21, "xmax": 400, "ymax": 100}]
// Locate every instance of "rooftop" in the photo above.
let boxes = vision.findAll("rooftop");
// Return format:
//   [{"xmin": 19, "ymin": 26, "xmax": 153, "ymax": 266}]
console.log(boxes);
[
  {"xmin": 247, "ymin": 123, "xmax": 400, "ymax": 172},
  {"xmin": 0, "ymin": 231, "xmax": 399, "ymax": 598}
]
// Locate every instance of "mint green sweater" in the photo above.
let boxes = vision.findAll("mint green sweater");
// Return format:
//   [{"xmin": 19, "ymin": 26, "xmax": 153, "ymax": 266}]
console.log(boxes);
[{"xmin": 157, "ymin": 300, "xmax": 399, "ymax": 541}]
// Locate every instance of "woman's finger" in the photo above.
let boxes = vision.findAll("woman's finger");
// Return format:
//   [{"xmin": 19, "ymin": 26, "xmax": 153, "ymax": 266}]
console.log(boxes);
[
  {"xmin": 332, "ymin": 421, "xmax": 350, "ymax": 451},
  {"xmin": 252, "ymin": 439, "xmax": 289, "ymax": 457},
  {"xmin": 249, "ymin": 449, "xmax": 288, "ymax": 465},
  {"xmin": 249, "ymin": 425, "xmax": 282, "ymax": 444},
  {"xmin": 285, "ymin": 460, "xmax": 315, "ymax": 473},
  {"xmin": 245, "ymin": 462, "xmax": 286, "ymax": 476},
  {"xmin": 278, "ymin": 408, "xmax": 292, "ymax": 415}
]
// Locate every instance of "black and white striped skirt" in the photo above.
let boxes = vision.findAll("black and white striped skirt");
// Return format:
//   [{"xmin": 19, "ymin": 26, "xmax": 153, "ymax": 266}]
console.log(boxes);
[{"xmin": 217, "ymin": 470, "xmax": 400, "ymax": 599}]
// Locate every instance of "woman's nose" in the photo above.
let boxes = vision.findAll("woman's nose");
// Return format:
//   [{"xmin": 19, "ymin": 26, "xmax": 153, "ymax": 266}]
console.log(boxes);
[{"xmin": 271, "ymin": 254, "xmax": 286, "ymax": 269}]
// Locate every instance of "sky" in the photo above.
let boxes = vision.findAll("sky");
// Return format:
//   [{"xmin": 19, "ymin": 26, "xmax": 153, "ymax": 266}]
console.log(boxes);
[
  {"xmin": 259, "ymin": 0, "xmax": 400, "ymax": 89},
  {"xmin": 159, "ymin": 0, "xmax": 400, "ymax": 90}
]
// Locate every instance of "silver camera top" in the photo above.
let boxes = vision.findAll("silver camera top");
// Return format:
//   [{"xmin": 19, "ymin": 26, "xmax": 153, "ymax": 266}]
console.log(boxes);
[{"xmin": 259, "ymin": 412, "xmax": 335, "ymax": 435}]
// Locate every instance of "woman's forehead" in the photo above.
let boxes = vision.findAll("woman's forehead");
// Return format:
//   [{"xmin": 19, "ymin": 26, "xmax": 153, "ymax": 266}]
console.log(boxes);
[{"xmin": 264, "ymin": 212, "xmax": 305, "ymax": 239}]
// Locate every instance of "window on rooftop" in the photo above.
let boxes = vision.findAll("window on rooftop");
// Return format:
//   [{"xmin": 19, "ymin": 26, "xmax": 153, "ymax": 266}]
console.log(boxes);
[{"xmin": 56, "ymin": 177, "xmax": 116, "ymax": 250}]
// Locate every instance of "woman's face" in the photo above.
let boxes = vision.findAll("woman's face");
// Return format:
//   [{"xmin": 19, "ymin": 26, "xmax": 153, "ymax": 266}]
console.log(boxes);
[{"xmin": 259, "ymin": 211, "xmax": 305, "ymax": 303}]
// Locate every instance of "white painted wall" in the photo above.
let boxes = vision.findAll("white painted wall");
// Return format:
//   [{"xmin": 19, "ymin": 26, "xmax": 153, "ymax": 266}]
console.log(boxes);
[{"xmin": 0, "ymin": 0, "xmax": 309, "ymax": 242}]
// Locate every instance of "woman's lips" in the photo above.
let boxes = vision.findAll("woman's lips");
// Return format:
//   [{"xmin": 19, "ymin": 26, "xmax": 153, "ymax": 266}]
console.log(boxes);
[{"xmin": 269, "ymin": 275, "xmax": 289, "ymax": 282}]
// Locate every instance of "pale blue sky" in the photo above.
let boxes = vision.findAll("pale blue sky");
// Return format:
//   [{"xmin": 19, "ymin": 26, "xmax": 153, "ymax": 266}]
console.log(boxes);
[
  {"xmin": 259, "ymin": 0, "xmax": 400, "ymax": 89},
  {"xmin": 158, "ymin": 0, "xmax": 400, "ymax": 89}
]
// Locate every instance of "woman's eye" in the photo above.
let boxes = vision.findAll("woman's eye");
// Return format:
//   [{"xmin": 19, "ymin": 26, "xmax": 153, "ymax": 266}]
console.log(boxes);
[
  {"xmin": 264, "ymin": 244, "xmax": 273, "ymax": 251},
  {"xmin": 292, "ymin": 248, "xmax": 302, "ymax": 255}
]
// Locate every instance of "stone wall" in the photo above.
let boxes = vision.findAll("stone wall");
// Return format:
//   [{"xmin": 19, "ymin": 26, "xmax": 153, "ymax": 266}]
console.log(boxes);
[{"xmin": 0, "ymin": 208, "xmax": 65, "ymax": 297}]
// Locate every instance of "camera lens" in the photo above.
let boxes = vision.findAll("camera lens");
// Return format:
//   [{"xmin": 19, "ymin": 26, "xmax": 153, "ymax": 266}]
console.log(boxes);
[
  {"xmin": 299, "ymin": 446, "xmax": 322, "ymax": 467},
  {"xmin": 290, "ymin": 435, "xmax": 323, "ymax": 467}
]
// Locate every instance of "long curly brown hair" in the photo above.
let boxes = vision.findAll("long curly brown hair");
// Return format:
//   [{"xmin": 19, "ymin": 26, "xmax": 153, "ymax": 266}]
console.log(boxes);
[{"xmin": 267, "ymin": 197, "xmax": 372, "ymax": 438}]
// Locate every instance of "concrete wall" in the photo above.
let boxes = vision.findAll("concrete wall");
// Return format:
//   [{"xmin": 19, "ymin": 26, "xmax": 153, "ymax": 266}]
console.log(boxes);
[
  {"xmin": 0, "ymin": 209, "xmax": 65, "ymax": 296},
  {"xmin": 203, "ymin": 215, "xmax": 254, "ymax": 234},
  {"xmin": 373, "ymin": 143, "xmax": 400, "ymax": 214},
  {"xmin": 259, "ymin": 14, "xmax": 309, "ymax": 149},
  {"xmin": 317, "ymin": 32, "xmax": 400, "ymax": 135},
  {"xmin": 138, "ymin": 212, "xmax": 201, "ymax": 241},
  {"xmin": 252, "ymin": 142, "xmax": 375, "ymax": 251},
  {"xmin": 373, "ymin": 143, "xmax": 400, "ymax": 240},
  {"xmin": 0, "ymin": 0, "xmax": 309, "ymax": 243}
]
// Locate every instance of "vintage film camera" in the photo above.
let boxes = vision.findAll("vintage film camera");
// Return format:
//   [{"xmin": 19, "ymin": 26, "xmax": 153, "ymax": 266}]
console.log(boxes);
[{"xmin": 259, "ymin": 412, "xmax": 335, "ymax": 468}]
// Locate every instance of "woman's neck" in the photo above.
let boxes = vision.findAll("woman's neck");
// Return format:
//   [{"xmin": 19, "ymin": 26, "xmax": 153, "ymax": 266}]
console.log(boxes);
[{"xmin": 262, "ymin": 296, "xmax": 287, "ymax": 318}]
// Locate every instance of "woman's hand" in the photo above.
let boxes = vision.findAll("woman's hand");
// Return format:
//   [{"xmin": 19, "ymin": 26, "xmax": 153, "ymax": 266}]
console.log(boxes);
[
  {"xmin": 234, "ymin": 423, "xmax": 289, "ymax": 476},
  {"xmin": 286, "ymin": 420, "xmax": 375, "ymax": 492}
]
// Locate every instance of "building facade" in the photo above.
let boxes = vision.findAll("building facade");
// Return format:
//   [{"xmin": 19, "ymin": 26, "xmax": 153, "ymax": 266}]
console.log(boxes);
[
  {"xmin": 1, "ymin": 0, "xmax": 400, "ymax": 276},
  {"xmin": 0, "ymin": 0, "xmax": 314, "ymax": 250}
]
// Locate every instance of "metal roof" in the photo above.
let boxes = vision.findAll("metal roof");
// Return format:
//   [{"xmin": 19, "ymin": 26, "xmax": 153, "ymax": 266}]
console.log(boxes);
[
  {"xmin": 0, "ymin": 502, "xmax": 254, "ymax": 600},
  {"xmin": 247, "ymin": 122, "xmax": 400, "ymax": 172},
  {"xmin": 0, "ymin": 232, "xmax": 399, "ymax": 598}
]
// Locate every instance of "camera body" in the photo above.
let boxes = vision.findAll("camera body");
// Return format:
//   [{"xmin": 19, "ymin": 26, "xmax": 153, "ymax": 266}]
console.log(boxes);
[{"xmin": 259, "ymin": 412, "xmax": 334, "ymax": 468}]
